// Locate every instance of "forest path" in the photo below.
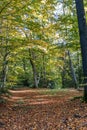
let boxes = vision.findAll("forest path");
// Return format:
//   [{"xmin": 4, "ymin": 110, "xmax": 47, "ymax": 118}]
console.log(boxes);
[
  {"xmin": 8, "ymin": 88, "xmax": 82, "ymax": 105},
  {"xmin": 1, "ymin": 88, "xmax": 87, "ymax": 130}
]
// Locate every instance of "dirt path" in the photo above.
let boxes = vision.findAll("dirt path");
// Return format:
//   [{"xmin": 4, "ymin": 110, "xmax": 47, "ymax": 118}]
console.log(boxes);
[
  {"xmin": 1, "ymin": 88, "xmax": 87, "ymax": 130},
  {"xmin": 8, "ymin": 88, "xmax": 82, "ymax": 105}
]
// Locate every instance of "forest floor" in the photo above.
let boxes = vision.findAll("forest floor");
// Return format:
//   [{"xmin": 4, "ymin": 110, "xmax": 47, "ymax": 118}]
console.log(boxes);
[{"xmin": 0, "ymin": 88, "xmax": 87, "ymax": 130}]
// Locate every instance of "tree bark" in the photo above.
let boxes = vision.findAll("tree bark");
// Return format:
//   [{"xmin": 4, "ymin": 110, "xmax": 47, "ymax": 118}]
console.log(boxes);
[
  {"xmin": 75, "ymin": 0, "xmax": 87, "ymax": 100},
  {"xmin": 22, "ymin": 58, "xmax": 26, "ymax": 72},
  {"xmin": 67, "ymin": 50, "xmax": 78, "ymax": 88},
  {"xmin": 29, "ymin": 49, "xmax": 39, "ymax": 88},
  {"xmin": 42, "ymin": 54, "xmax": 47, "ymax": 87},
  {"xmin": 1, "ymin": 50, "xmax": 9, "ymax": 89},
  {"xmin": 0, "ymin": 22, "xmax": 9, "ymax": 89},
  {"xmin": 61, "ymin": 51, "xmax": 67, "ymax": 88}
]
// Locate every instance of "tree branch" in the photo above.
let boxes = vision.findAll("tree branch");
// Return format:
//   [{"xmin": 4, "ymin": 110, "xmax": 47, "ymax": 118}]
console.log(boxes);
[{"xmin": 0, "ymin": 0, "xmax": 12, "ymax": 14}]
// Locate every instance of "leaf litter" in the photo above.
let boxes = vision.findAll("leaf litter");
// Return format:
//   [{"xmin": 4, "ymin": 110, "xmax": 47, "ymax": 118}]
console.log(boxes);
[{"xmin": 0, "ymin": 88, "xmax": 87, "ymax": 130}]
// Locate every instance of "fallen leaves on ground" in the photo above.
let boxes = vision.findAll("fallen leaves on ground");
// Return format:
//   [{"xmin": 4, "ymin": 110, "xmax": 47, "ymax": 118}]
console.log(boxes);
[{"xmin": 0, "ymin": 88, "xmax": 87, "ymax": 130}]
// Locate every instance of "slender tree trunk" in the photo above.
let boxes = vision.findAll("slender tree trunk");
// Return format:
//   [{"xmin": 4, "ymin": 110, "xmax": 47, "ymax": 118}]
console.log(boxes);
[
  {"xmin": 61, "ymin": 51, "xmax": 67, "ymax": 88},
  {"xmin": 67, "ymin": 50, "xmax": 78, "ymax": 88},
  {"xmin": 61, "ymin": 68, "xmax": 66, "ymax": 88},
  {"xmin": 0, "ymin": 22, "xmax": 9, "ymax": 89},
  {"xmin": 29, "ymin": 49, "xmax": 39, "ymax": 88},
  {"xmin": 22, "ymin": 58, "xmax": 26, "ymax": 72},
  {"xmin": 75, "ymin": 0, "xmax": 87, "ymax": 100},
  {"xmin": 1, "ymin": 59, "xmax": 8, "ymax": 89},
  {"xmin": 1, "ymin": 48, "xmax": 9, "ymax": 89},
  {"xmin": 42, "ymin": 54, "xmax": 47, "ymax": 87}
]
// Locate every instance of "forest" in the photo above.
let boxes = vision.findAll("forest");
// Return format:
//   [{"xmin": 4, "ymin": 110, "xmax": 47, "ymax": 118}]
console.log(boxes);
[
  {"xmin": 1, "ymin": 0, "xmax": 87, "ymax": 129},
  {"xmin": 0, "ymin": 0, "xmax": 84, "ymax": 89}
]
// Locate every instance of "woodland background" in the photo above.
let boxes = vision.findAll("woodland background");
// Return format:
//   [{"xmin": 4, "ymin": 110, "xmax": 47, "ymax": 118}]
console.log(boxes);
[{"xmin": 0, "ymin": 0, "xmax": 87, "ymax": 90}]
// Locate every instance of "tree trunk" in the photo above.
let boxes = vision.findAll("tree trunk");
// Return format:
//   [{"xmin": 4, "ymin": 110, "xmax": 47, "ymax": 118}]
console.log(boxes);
[
  {"xmin": 75, "ymin": 0, "xmax": 87, "ymax": 100},
  {"xmin": 22, "ymin": 58, "xmax": 26, "ymax": 72},
  {"xmin": 29, "ymin": 49, "xmax": 39, "ymax": 88},
  {"xmin": 42, "ymin": 54, "xmax": 47, "ymax": 87},
  {"xmin": 1, "ymin": 65, "xmax": 8, "ymax": 89},
  {"xmin": 67, "ymin": 50, "xmax": 78, "ymax": 88},
  {"xmin": 61, "ymin": 68, "xmax": 66, "ymax": 88},
  {"xmin": 0, "ymin": 23, "xmax": 9, "ymax": 89},
  {"xmin": 29, "ymin": 58, "xmax": 39, "ymax": 88},
  {"xmin": 61, "ymin": 51, "xmax": 67, "ymax": 88},
  {"xmin": 1, "ymin": 54, "xmax": 8, "ymax": 89}
]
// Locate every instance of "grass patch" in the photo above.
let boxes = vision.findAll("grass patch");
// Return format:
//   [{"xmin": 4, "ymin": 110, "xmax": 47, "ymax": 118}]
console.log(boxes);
[
  {"xmin": 39, "ymin": 88, "xmax": 68, "ymax": 96},
  {"xmin": 16, "ymin": 99, "xmax": 25, "ymax": 105},
  {"xmin": 0, "ymin": 87, "xmax": 11, "ymax": 96}
]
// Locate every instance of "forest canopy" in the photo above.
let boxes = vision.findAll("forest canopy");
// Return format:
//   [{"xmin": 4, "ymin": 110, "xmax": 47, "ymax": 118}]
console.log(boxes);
[{"xmin": 0, "ymin": 0, "xmax": 87, "ymax": 89}]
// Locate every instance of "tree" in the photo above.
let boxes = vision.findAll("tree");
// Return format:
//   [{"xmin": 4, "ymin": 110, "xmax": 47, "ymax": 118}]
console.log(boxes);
[{"xmin": 75, "ymin": 0, "xmax": 87, "ymax": 100}]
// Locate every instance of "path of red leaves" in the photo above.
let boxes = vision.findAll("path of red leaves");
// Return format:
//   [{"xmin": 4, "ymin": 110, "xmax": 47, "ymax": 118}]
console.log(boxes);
[{"xmin": 0, "ymin": 88, "xmax": 87, "ymax": 130}]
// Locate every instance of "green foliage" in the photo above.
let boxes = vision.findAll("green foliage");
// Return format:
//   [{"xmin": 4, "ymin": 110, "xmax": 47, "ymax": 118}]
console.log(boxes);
[
  {"xmin": 0, "ymin": 87, "xmax": 8, "ymax": 95},
  {"xmin": 0, "ymin": 97, "xmax": 6, "ymax": 104},
  {"xmin": 0, "ymin": 0, "xmax": 84, "ymax": 89},
  {"xmin": 17, "ymin": 72, "xmax": 33, "ymax": 87}
]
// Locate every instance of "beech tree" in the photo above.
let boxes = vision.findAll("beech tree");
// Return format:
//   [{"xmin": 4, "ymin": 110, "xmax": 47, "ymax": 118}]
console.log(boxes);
[{"xmin": 75, "ymin": 0, "xmax": 87, "ymax": 100}]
